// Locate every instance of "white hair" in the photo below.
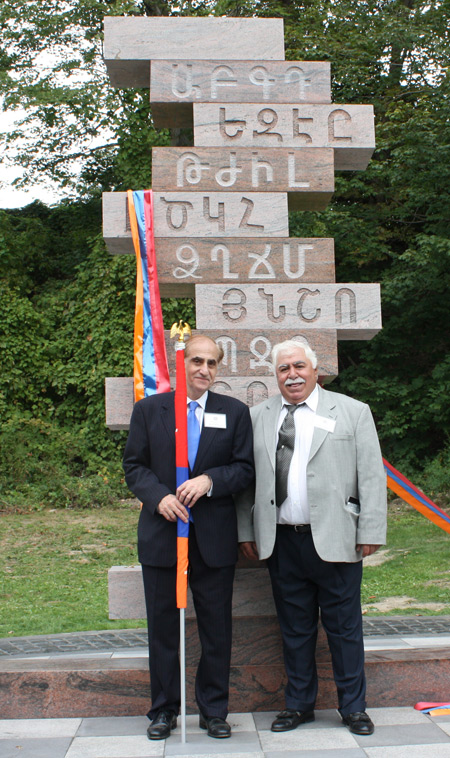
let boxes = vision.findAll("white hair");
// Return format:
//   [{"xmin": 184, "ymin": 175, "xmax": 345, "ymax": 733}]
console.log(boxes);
[{"xmin": 271, "ymin": 338, "xmax": 318, "ymax": 370}]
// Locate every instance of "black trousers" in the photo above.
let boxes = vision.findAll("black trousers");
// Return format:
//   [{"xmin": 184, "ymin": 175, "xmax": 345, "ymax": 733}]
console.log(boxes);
[
  {"xmin": 267, "ymin": 527, "xmax": 366, "ymax": 716},
  {"xmin": 142, "ymin": 525, "xmax": 235, "ymax": 720}
]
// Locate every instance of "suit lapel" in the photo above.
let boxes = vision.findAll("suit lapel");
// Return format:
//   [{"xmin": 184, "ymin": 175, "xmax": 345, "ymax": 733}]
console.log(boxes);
[
  {"xmin": 160, "ymin": 393, "xmax": 176, "ymax": 451},
  {"xmin": 262, "ymin": 395, "xmax": 282, "ymax": 471},
  {"xmin": 308, "ymin": 386, "xmax": 337, "ymax": 462}
]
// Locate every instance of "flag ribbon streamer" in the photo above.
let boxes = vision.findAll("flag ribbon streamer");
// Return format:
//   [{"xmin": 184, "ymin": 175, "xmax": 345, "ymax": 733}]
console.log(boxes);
[
  {"xmin": 415, "ymin": 702, "xmax": 450, "ymax": 715},
  {"xmin": 127, "ymin": 190, "xmax": 170, "ymax": 402},
  {"xmin": 384, "ymin": 458, "xmax": 450, "ymax": 534}
]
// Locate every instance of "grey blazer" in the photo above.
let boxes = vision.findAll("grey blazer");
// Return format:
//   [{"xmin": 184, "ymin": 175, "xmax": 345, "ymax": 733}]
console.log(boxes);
[{"xmin": 236, "ymin": 385, "xmax": 387, "ymax": 562}]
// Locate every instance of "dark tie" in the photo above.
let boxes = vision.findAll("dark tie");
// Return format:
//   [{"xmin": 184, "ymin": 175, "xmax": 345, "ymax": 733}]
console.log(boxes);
[
  {"xmin": 188, "ymin": 401, "xmax": 201, "ymax": 470},
  {"xmin": 276, "ymin": 404, "xmax": 300, "ymax": 507}
]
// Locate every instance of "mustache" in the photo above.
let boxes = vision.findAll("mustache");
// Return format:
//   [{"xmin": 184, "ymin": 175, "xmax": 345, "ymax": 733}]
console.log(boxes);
[{"xmin": 284, "ymin": 377, "xmax": 306, "ymax": 386}]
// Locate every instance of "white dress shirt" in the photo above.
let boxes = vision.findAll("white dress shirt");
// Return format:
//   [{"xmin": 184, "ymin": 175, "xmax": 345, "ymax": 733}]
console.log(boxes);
[
  {"xmin": 187, "ymin": 391, "xmax": 212, "ymax": 495},
  {"xmin": 187, "ymin": 391, "xmax": 208, "ymax": 429},
  {"xmin": 277, "ymin": 384, "xmax": 319, "ymax": 525}
]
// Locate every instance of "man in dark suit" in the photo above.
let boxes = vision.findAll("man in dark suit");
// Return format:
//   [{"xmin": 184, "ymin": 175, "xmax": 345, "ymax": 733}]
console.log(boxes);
[{"xmin": 123, "ymin": 335, "xmax": 254, "ymax": 741}]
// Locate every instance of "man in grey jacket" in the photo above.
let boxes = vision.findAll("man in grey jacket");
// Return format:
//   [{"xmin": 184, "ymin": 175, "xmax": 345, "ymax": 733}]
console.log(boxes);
[{"xmin": 236, "ymin": 338, "xmax": 386, "ymax": 736}]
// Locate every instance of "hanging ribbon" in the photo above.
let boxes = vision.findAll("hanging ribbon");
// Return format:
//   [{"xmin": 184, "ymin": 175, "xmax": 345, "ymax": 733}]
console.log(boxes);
[
  {"xmin": 384, "ymin": 458, "xmax": 450, "ymax": 534},
  {"xmin": 127, "ymin": 189, "xmax": 170, "ymax": 402}
]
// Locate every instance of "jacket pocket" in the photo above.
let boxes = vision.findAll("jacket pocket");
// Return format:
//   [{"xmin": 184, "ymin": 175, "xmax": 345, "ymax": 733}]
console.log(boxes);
[{"xmin": 344, "ymin": 497, "xmax": 360, "ymax": 515}]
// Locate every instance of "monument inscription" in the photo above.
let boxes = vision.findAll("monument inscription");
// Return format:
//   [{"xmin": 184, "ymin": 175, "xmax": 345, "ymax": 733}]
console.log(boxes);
[
  {"xmin": 151, "ymin": 146, "xmax": 334, "ymax": 210},
  {"xmin": 150, "ymin": 192, "xmax": 288, "ymax": 237},
  {"xmin": 194, "ymin": 103, "xmax": 375, "ymax": 169},
  {"xmin": 196, "ymin": 283, "xmax": 381, "ymax": 337},
  {"xmin": 154, "ymin": 238, "xmax": 335, "ymax": 289},
  {"xmin": 150, "ymin": 60, "xmax": 331, "ymax": 127},
  {"xmin": 151, "ymin": 60, "xmax": 331, "ymax": 103}
]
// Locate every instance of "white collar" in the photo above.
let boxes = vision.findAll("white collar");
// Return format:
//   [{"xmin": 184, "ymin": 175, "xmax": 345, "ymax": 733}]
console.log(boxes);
[
  {"xmin": 187, "ymin": 391, "xmax": 208, "ymax": 410},
  {"xmin": 280, "ymin": 383, "xmax": 319, "ymax": 412},
  {"xmin": 304, "ymin": 384, "xmax": 319, "ymax": 411}
]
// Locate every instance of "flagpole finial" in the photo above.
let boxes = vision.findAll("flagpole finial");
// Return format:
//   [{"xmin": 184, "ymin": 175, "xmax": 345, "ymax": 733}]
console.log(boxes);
[{"xmin": 170, "ymin": 321, "xmax": 192, "ymax": 343}]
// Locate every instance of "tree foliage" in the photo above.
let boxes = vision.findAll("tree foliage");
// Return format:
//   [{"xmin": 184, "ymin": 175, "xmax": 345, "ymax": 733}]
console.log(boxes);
[
  {"xmin": 1, "ymin": 0, "xmax": 449, "ymax": 508},
  {"xmin": 0, "ymin": 1, "xmax": 171, "ymax": 196}
]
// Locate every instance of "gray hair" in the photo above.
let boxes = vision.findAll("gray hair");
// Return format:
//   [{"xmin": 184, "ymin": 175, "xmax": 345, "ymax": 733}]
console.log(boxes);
[
  {"xmin": 271, "ymin": 338, "xmax": 318, "ymax": 370},
  {"xmin": 185, "ymin": 334, "xmax": 224, "ymax": 363}
]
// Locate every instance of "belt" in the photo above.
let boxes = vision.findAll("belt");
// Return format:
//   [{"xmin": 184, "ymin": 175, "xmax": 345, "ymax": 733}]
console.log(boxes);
[{"xmin": 277, "ymin": 523, "xmax": 311, "ymax": 533}]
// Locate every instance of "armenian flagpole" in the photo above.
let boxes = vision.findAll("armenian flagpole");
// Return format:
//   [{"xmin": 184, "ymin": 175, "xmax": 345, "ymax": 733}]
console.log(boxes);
[{"xmin": 171, "ymin": 320, "xmax": 192, "ymax": 743}]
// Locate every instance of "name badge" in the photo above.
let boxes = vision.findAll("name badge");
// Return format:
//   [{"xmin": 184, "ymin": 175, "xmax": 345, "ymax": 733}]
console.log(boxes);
[
  {"xmin": 314, "ymin": 415, "xmax": 336, "ymax": 433},
  {"xmin": 204, "ymin": 412, "xmax": 227, "ymax": 429}
]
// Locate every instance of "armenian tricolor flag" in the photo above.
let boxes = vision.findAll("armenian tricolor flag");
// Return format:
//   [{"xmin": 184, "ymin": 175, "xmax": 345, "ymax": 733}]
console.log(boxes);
[
  {"xmin": 415, "ymin": 702, "xmax": 450, "ymax": 715},
  {"xmin": 173, "ymin": 333, "xmax": 190, "ymax": 609},
  {"xmin": 127, "ymin": 190, "xmax": 170, "ymax": 402},
  {"xmin": 384, "ymin": 458, "xmax": 450, "ymax": 534}
]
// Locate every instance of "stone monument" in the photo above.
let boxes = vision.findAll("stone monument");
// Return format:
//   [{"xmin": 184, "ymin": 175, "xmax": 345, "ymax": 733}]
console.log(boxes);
[{"xmin": 102, "ymin": 15, "xmax": 381, "ymax": 712}]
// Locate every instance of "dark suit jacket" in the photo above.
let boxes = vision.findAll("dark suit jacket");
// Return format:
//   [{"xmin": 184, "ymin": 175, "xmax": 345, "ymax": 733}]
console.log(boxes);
[{"xmin": 123, "ymin": 390, "xmax": 254, "ymax": 568}]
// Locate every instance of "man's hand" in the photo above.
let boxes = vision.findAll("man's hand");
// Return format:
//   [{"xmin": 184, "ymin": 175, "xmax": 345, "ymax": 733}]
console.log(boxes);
[
  {"xmin": 240, "ymin": 541, "xmax": 259, "ymax": 561},
  {"xmin": 357, "ymin": 544, "xmax": 381, "ymax": 558},
  {"xmin": 157, "ymin": 494, "xmax": 189, "ymax": 523},
  {"xmin": 176, "ymin": 474, "xmax": 211, "ymax": 507}
]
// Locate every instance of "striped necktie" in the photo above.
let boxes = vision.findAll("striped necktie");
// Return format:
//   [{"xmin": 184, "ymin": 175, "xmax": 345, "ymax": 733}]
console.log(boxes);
[{"xmin": 276, "ymin": 404, "xmax": 301, "ymax": 507}]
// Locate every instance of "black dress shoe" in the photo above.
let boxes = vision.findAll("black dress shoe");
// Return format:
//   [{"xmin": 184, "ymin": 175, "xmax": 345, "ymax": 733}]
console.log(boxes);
[
  {"xmin": 341, "ymin": 711, "xmax": 374, "ymax": 735},
  {"xmin": 199, "ymin": 712, "xmax": 231, "ymax": 738},
  {"xmin": 147, "ymin": 710, "xmax": 177, "ymax": 740},
  {"xmin": 271, "ymin": 709, "xmax": 315, "ymax": 732}
]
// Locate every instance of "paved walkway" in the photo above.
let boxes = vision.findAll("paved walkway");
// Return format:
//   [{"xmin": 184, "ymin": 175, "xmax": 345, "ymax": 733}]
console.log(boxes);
[
  {"xmin": 1, "ymin": 617, "xmax": 450, "ymax": 757},
  {"xmin": 2, "ymin": 708, "xmax": 450, "ymax": 758}
]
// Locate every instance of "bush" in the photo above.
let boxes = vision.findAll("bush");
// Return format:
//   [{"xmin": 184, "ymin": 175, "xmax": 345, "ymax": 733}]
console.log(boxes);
[
  {"xmin": 0, "ymin": 410, "xmax": 129, "ymax": 510},
  {"xmin": 420, "ymin": 444, "xmax": 450, "ymax": 508}
]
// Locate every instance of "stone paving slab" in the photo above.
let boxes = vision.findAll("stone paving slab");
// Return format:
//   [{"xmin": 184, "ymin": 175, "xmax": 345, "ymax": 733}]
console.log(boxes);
[
  {"xmin": 1, "ymin": 737, "xmax": 73, "ymax": 758},
  {"xmin": 1, "ymin": 617, "xmax": 450, "ymax": 657}
]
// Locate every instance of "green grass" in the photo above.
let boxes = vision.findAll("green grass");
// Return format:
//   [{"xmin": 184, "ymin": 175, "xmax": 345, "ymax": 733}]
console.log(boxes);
[
  {"xmin": 361, "ymin": 501, "xmax": 450, "ymax": 614},
  {"xmin": 0, "ymin": 501, "xmax": 145, "ymax": 637},
  {"xmin": 1, "ymin": 500, "xmax": 449, "ymax": 638}
]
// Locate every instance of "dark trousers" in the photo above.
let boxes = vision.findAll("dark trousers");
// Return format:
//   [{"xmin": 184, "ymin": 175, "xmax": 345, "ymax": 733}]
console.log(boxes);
[
  {"xmin": 142, "ymin": 525, "xmax": 235, "ymax": 720},
  {"xmin": 267, "ymin": 527, "xmax": 366, "ymax": 716}
]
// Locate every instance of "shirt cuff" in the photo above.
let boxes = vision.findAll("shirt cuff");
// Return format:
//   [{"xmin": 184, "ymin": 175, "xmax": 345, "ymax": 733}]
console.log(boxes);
[{"xmin": 205, "ymin": 475, "xmax": 213, "ymax": 497}]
